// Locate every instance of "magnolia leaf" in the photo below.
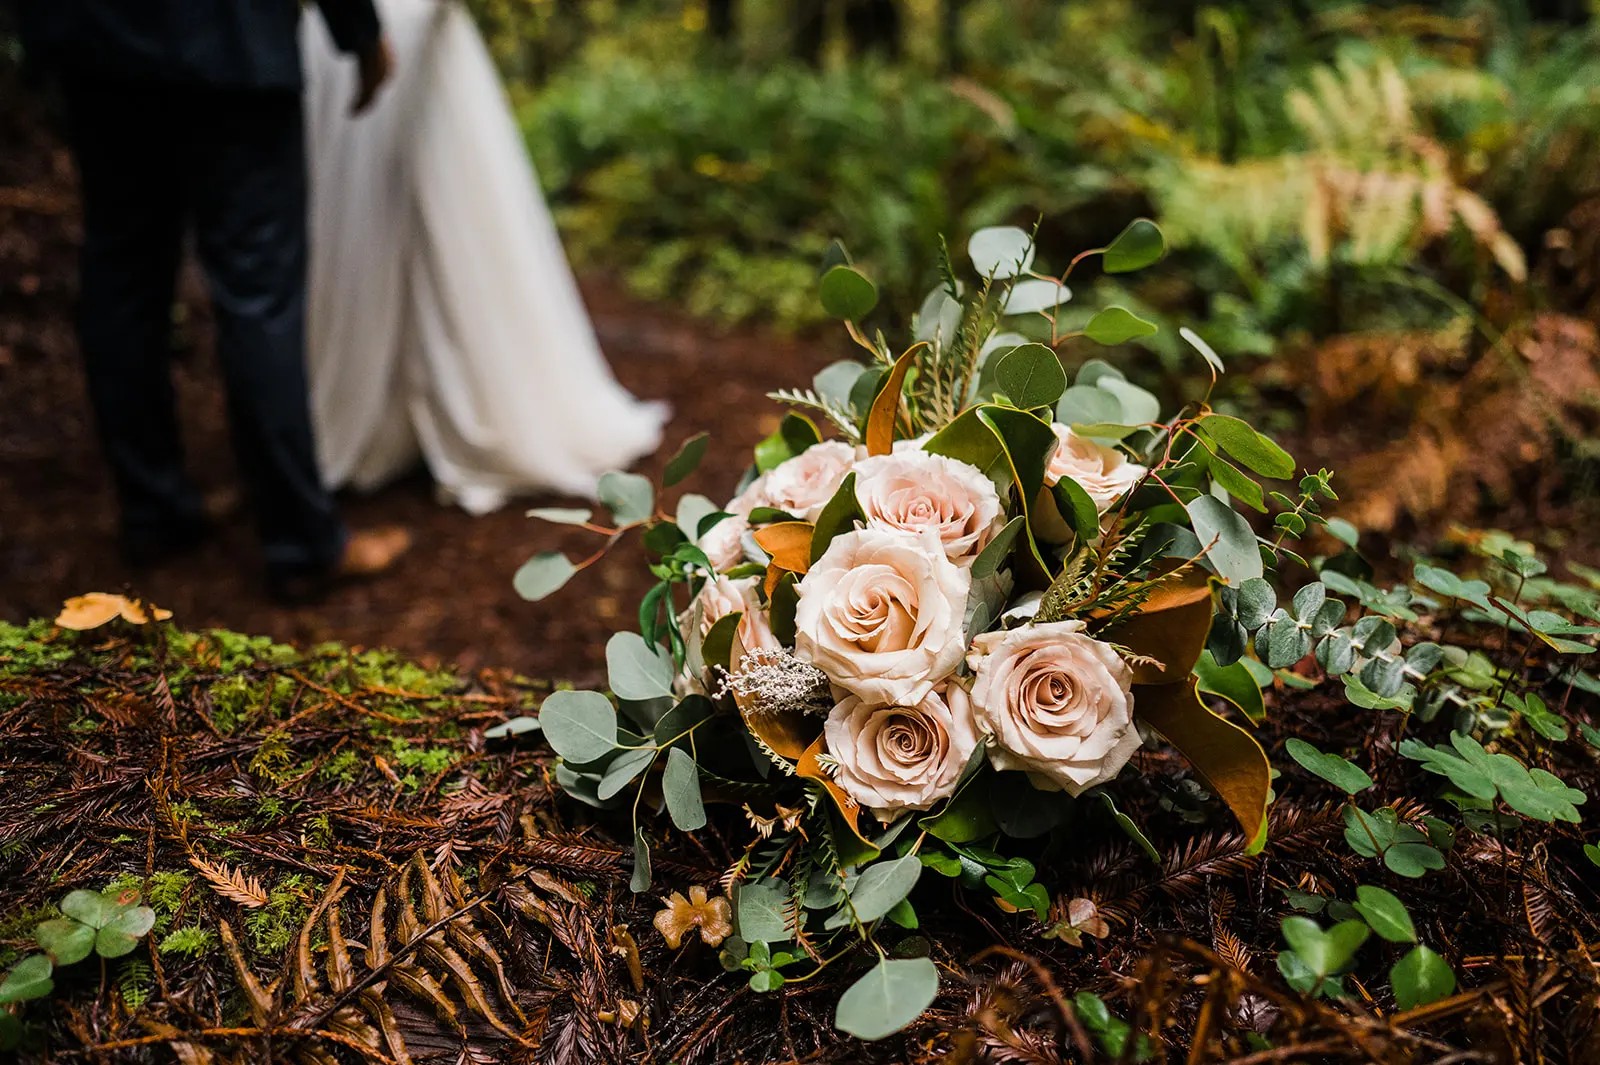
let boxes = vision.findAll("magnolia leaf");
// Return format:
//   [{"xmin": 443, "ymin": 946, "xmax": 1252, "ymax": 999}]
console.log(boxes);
[
  {"xmin": 1186, "ymin": 494, "xmax": 1264, "ymax": 584},
  {"xmin": 1083, "ymin": 306, "xmax": 1158, "ymax": 346},
  {"xmin": 1136, "ymin": 679, "xmax": 1270, "ymax": 841},
  {"xmin": 539, "ymin": 690, "xmax": 618, "ymax": 763},
  {"xmin": 968, "ymin": 226, "xmax": 1035, "ymax": 279},
  {"xmin": 0, "ymin": 955, "xmax": 53, "ymax": 1004},
  {"xmin": 994, "ymin": 344, "xmax": 1068, "ymax": 409},
  {"xmin": 663, "ymin": 432, "xmax": 710, "ymax": 487},
  {"xmin": 1049, "ymin": 477, "xmax": 1101, "ymax": 543},
  {"xmin": 1003, "ymin": 278, "xmax": 1072, "ymax": 315},
  {"xmin": 866, "ymin": 346, "xmax": 919, "ymax": 456},
  {"xmin": 701, "ymin": 611, "xmax": 743, "ymax": 675},
  {"xmin": 755, "ymin": 521, "xmax": 815, "ymax": 596},
  {"xmin": 835, "ymin": 956, "xmax": 938, "ymax": 1041},
  {"xmin": 1195, "ymin": 650, "xmax": 1266, "ymax": 724},
  {"xmin": 598, "ymin": 470, "xmax": 654, "ymax": 526},
  {"xmin": 606, "ymin": 631, "xmax": 675, "ymax": 701},
  {"xmin": 810, "ymin": 474, "xmax": 863, "ymax": 564},
  {"xmin": 1353, "ymin": 885, "xmax": 1416, "ymax": 943},
  {"xmin": 825, "ymin": 855, "xmax": 922, "ymax": 929},
  {"xmin": 798, "ymin": 736, "xmax": 876, "ymax": 853},
  {"xmin": 663, "ymin": 748, "xmax": 707, "ymax": 831},
  {"xmin": 1392, "ymin": 945, "xmax": 1456, "ymax": 1009},
  {"xmin": 1100, "ymin": 566, "xmax": 1213, "ymax": 685},
  {"xmin": 735, "ymin": 880, "xmax": 792, "ymax": 943},
  {"xmin": 819, "ymin": 265, "xmax": 879, "ymax": 320},
  {"xmin": 513, "ymin": 551, "xmax": 576, "ymax": 602},
  {"xmin": 972, "ymin": 516, "xmax": 1025, "ymax": 581},
  {"xmin": 1102, "ymin": 218, "xmax": 1166, "ymax": 273}
]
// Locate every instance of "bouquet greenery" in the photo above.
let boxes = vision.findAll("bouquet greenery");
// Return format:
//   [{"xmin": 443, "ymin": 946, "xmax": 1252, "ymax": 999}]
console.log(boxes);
[{"xmin": 511, "ymin": 221, "xmax": 1591, "ymax": 1040}]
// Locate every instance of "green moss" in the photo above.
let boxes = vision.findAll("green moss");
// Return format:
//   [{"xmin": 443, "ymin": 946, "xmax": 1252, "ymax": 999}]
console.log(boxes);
[
  {"xmin": 243, "ymin": 874, "xmax": 318, "ymax": 956},
  {"xmin": 318, "ymin": 750, "xmax": 362, "ymax": 786}
]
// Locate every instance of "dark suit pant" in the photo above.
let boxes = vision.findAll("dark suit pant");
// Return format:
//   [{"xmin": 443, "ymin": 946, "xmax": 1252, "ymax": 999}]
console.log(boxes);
[{"xmin": 64, "ymin": 80, "xmax": 345, "ymax": 577}]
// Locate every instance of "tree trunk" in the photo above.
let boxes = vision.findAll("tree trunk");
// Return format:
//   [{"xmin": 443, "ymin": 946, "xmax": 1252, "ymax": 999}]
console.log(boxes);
[
  {"xmin": 843, "ymin": 0, "xmax": 902, "ymax": 60},
  {"xmin": 707, "ymin": 0, "xmax": 738, "ymax": 42}
]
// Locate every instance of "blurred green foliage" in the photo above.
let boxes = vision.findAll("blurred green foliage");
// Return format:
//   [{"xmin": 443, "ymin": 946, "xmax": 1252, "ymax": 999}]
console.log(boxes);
[{"xmin": 476, "ymin": 0, "xmax": 1600, "ymax": 339}]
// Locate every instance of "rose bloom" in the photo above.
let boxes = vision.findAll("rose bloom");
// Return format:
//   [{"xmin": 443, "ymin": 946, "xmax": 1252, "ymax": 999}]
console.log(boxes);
[
  {"xmin": 824, "ymin": 686, "xmax": 978, "ymax": 818},
  {"xmin": 794, "ymin": 527, "xmax": 970, "ymax": 707},
  {"xmin": 758, "ymin": 440, "xmax": 855, "ymax": 522},
  {"xmin": 695, "ymin": 476, "xmax": 769, "ymax": 572},
  {"xmin": 1045, "ymin": 424, "xmax": 1147, "ymax": 513},
  {"xmin": 684, "ymin": 574, "xmax": 778, "ymax": 654},
  {"xmin": 962, "ymin": 620, "xmax": 1140, "ymax": 795},
  {"xmin": 852, "ymin": 451, "xmax": 1004, "ymax": 566}
]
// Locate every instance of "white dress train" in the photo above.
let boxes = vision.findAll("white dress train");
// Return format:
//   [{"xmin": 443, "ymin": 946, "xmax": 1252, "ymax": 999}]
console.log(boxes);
[{"xmin": 301, "ymin": 0, "xmax": 667, "ymax": 515}]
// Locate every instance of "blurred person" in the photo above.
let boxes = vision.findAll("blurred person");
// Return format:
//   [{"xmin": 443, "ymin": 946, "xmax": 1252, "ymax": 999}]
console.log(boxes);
[
  {"xmin": 301, "ymin": 0, "xmax": 666, "ymax": 516},
  {"xmin": 17, "ymin": 0, "xmax": 414, "ymax": 600}
]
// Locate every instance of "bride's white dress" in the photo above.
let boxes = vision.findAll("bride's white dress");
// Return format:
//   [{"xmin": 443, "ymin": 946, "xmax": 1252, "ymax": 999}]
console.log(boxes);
[{"xmin": 301, "ymin": 0, "xmax": 666, "ymax": 515}]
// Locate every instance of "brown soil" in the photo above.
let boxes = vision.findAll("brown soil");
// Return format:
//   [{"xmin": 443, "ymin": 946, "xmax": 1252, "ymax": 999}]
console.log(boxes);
[{"xmin": 0, "ymin": 81, "xmax": 846, "ymax": 688}]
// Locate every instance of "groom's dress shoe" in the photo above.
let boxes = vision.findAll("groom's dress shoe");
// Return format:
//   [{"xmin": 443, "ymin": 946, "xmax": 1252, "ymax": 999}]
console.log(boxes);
[{"xmin": 269, "ymin": 524, "xmax": 414, "ymax": 604}]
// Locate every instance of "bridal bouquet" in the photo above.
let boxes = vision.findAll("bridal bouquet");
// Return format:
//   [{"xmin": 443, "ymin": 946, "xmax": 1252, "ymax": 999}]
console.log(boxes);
[{"xmin": 514, "ymin": 221, "xmax": 1313, "ymax": 1039}]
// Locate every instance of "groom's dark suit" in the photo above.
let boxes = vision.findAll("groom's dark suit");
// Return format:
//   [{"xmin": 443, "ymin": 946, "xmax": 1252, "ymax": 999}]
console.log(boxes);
[{"xmin": 19, "ymin": 0, "xmax": 380, "ymax": 580}]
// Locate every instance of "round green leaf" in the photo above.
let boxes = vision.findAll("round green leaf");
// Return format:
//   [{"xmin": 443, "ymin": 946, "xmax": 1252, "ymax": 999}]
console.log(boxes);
[
  {"xmin": 835, "ymin": 956, "xmax": 939, "ymax": 1041},
  {"xmin": 993, "ymin": 344, "xmax": 1067, "ymax": 410},
  {"xmin": 484, "ymin": 716, "xmax": 540, "ymax": 740},
  {"xmin": 513, "ymin": 552, "xmax": 576, "ymax": 602},
  {"xmin": 1102, "ymin": 218, "xmax": 1166, "ymax": 273},
  {"xmin": 35, "ymin": 918, "xmax": 94, "ymax": 966},
  {"xmin": 605, "ymin": 631, "xmax": 675, "ymax": 701},
  {"xmin": 1285, "ymin": 738, "xmax": 1373, "ymax": 794},
  {"xmin": 735, "ymin": 880, "xmax": 792, "ymax": 944},
  {"xmin": 1353, "ymin": 885, "xmax": 1416, "ymax": 943},
  {"xmin": 819, "ymin": 265, "xmax": 878, "ymax": 320},
  {"xmin": 662, "ymin": 747, "xmax": 707, "ymax": 831},
  {"xmin": 1384, "ymin": 842, "xmax": 1446, "ymax": 878},
  {"xmin": 0, "ymin": 955, "xmax": 53, "ymax": 1004},
  {"xmin": 538, "ymin": 690, "xmax": 618, "ymax": 763},
  {"xmin": 1055, "ymin": 385, "xmax": 1124, "ymax": 428},
  {"xmin": 968, "ymin": 226, "xmax": 1035, "ymax": 279},
  {"xmin": 1282, "ymin": 916, "xmax": 1368, "ymax": 978},
  {"xmin": 598, "ymin": 470, "xmax": 655, "ymax": 526},
  {"xmin": 1391, "ymin": 945, "xmax": 1455, "ymax": 1009},
  {"xmin": 1083, "ymin": 306, "xmax": 1158, "ymax": 346}
]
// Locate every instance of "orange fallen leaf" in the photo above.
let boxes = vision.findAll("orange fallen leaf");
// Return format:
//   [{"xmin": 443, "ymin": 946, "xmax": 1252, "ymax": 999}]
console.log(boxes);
[{"xmin": 56, "ymin": 593, "xmax": 173, "ymax": 630}]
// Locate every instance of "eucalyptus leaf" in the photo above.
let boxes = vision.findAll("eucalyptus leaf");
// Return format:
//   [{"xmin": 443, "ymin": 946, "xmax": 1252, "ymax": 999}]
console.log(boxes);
[
  {"xmin": 598, "ymin": 470, "xmax": 654, "ymax": 526},
  {"xmin": 1180, "ymin": 326, "xmax": 1224, "ymax": 373},
  {"xmin": 825, "ymin": 856, "xmax": 922, "ymax": 929},
  {"xmin": 606, "ymin": 631, "xmax": 675, "ymax": 701},
  {"xmin": 483, "ymin": 716, "xmax": 540, "ymax": 740},
  {"xmin": 834, "ymin": 956, "xmax": 939, "ymax": 1041},
  {"xmin": 1102, "ymin": 218, "xmax": 1166, "ymax": 273},
  {"xmin": 539, "ymin": 690, "xmax": 618, "ymax": 763},
  {"xmin": 820, "ymin": 265, "xmax": 879, "ymax": 320},
  {"xmin": 524, "ymin": 507, "xmax": 593, "ymax": 526},
  {"xmin": 968, "ymin": 226, "xmax": 1035, "ymax": 279},
  {"xmin": 1186, "ymin": 494, "xmax": 1264, "ymax": 584},
  {"xmin": 1003, "ymin": 278, "xmax": 1072, "ymax": 315},
  {"xmin": 597, "ymin": 746, "xmax": 657, "ymax": 801},
  {"xmin": 663, "ymin": 432, "xmax": 710, "ymax": 486},
  {"xmin": 631, "ymin": 828, "xmax": 652, "ymax": 892},
  {"xmin": 993, "ymin": 344, "xmax": 1067, "ymax": 409},
  {"xmin": 662, "ymin": 747, "xmax": 707, "ymax": 831},
  {"xmin": 513, "ymin": 552, "xmax": 576, "ymax": 602},
  {"xmin": 735, "ymin": 880, "xmax": 792, "ymax": 943},
  {"xmin": 1083, "ymin": 306, "xmax": 1158, "ymax": 346}
]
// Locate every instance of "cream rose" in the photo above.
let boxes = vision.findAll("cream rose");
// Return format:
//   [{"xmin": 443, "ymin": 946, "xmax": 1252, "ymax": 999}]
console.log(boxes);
[
  {"xmin": 758, "ymin": 441, "xmax": 855, "ymax": 521},
  {"xmin": 823, "ymin": 686, "xmax": 979, "ymax": 818},
  {"xmin": 852, "ymin": 451, "xmax": 1005, "ymax": 566},
  {"xmin": 794, "ymin": 527, "xmax": 970, "ymax": 707},
  {"xmin": 963, "ymin": 620, "xmax": 1140, "ymax": 794},
  {"xmin": 685, "ymin": 574, "xmax": 778, "ymax": 654},
  {"xmin": 696, "ymin": 477, "xmax": 768, "ymax": 572},
  {"xmin": 1046, "ymin": 425, "xmax": 1146, "ymax": 512}
]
